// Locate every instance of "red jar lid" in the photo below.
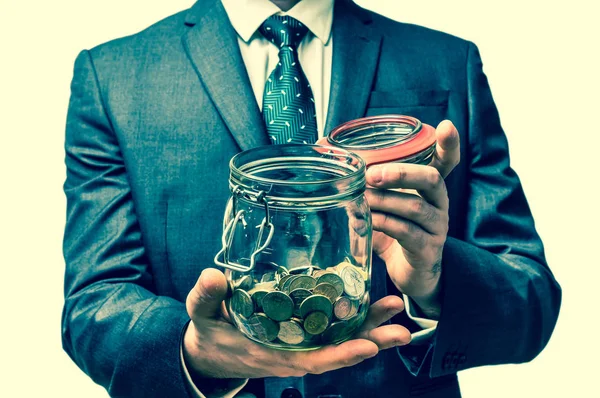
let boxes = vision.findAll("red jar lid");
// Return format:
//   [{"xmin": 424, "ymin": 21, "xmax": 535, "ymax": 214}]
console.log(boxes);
[{"xmin": 317, "ymin": 115, "xmax": 436, "ymax": 167}]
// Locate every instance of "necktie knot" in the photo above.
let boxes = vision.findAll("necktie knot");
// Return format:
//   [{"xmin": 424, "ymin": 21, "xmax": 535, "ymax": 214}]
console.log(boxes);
[{"xmin": 259, "ymin": 16, "xmax": 309, "ymax": 49}]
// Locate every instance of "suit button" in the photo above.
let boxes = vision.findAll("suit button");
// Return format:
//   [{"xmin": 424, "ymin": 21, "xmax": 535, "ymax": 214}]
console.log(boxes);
[
  {"xmin": 450, "ymin": 353, "xmax": 459, "ymax": 368},
  {"xmin": 281, "ymin": 387, "xmax": 302, "ymax": 398}
]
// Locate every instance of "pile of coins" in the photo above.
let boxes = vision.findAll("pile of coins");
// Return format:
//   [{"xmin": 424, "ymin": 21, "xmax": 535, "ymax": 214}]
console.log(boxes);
[{"xmin": 228, "ymin": 261, "xmax": 369, "ymax": 348}]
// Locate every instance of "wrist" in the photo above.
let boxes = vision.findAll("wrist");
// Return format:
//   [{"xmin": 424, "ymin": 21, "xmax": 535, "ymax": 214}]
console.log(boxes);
[{"xmin": 407, "ymin": 271, "xmax": 442, "ymax": 319}]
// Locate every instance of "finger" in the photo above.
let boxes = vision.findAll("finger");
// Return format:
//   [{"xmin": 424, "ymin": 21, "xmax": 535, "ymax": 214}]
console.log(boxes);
[
  {"xmin": 186, "ymin": 268, "xmax": 229, "ymax": 320},
  {"xmin": 365, "ymin": 188, "xmax": 445, "ymax": 235},
  {"xmin": 371, "ymin": 211, "xmax": 437, "ymax": 255},
  {"xmin": 220, "ymin": 301, "xmax": 232, "ymax": 323},
  {"xmin": 429, "ymin": 120, "xmax": 460, "ymax": 178},
  {"xmin": 357, "ymin": 324, "xmax": 412, "ymax": 350},
  {"xmin": 358, "ymin": 295, "xmax": 405, "ymax": 332},
  {"xmin": 366, "ymin": 163, "xmax": 448, "ymax": 210},
  {"xmin": 299, "ymin": 339, "xmax": 379, "ymax": 374}
]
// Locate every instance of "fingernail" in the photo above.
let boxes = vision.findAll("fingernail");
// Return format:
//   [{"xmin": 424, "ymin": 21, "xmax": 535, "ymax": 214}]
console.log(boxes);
[{"xmin": 367, "ymin": 166, "xmax": 383, "ymax": 184}]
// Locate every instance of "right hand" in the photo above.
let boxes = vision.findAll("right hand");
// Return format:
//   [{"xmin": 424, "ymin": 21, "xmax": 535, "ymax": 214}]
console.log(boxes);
[{"xmin": 183, "ymin": 268, "xmax": 411, "ymax": 379}]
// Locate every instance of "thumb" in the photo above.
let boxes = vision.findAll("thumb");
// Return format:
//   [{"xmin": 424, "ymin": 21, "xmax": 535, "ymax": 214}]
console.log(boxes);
[
  {"xmin": 186, "ymin": 268, "xmax": 229, "ymax": 320},
  {"xmin": 429, "ymin": 120, "xmax": 460, "ymax": 178}
]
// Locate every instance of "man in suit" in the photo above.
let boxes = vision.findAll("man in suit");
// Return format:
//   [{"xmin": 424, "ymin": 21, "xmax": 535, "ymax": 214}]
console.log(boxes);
[{"xmin": 61, "ymin": 0, "xmax": 562, "ymax": 397}]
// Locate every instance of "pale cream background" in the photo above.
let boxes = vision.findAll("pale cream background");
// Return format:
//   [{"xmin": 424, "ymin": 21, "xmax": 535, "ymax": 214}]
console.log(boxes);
[{"xmin": 1, "ymin": 0, "xmax": 599, "ymax": 397}]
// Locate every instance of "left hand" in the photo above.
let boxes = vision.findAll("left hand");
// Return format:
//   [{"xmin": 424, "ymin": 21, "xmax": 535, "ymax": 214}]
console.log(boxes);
[{"xmin": 365, "ymin": 120, "xmax": 461, "ymax": 318}]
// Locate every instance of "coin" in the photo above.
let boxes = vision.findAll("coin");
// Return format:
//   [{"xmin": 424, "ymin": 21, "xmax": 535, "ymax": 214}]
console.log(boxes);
[
  {"xmin": 247, "ymin": 313, "xmax": 279, "ymax": 342},
  {"xmin": 321, "ymin": 321, "xmax": 350, "ymax": 343},
  {"xmin": 333, "ymin": 296, "xmax": 352, "ymax": 320},
  {"xmin": 280, "ymin": 274, "xmax": 300, "ymax": 293},
  {"xmin": 340, "ymin": 266, "xmax": 365, "ymax": 298},
  {"xmin": 303, "ymin": 311, "xmax": 329, "ymax": 335},
  {"xmin": 348, "ymin": 304, "xmax": 359, "ymax": 319},
  {"xmin": 288, "ymin": 275, "xmax": 317, "ymax": 291},
  {"xmin": 316, "ymin": 272, "xmax": 345, "ymax": 297},
  {"xmin": 333, "ymin": 296, "xmax": 359, "ymax": 320},
  {"xmin": 313, "ymin": 282, "xmax": 340, "ymax": 302},
  {"xmin": 277, "ymin": 274, "xmax": 294, "ymax": 290},
  {"xmin": 231, "ymin": 289, "xmax": 254, "ymax": 318},
  {"xmin": 262, "ymin": 291, "xmax": 294, "ymax": 321},
  {"xmin": 249, "ymin": 289, "xmax": 270, "ymax": 311},
  {"xmin": 235, "ymin": 275, "xmax": 254, "ymax": 291},
  {"xmin": 277, "ymin": 319, "xmax": 305, "ymax": 345},
  {"xmin": 289, "ymin": 288, "xmax": 312, "ymax": 317},
  {"xmin": 300, "ymin": 294, "xmax": 333, "ymax": 319}
]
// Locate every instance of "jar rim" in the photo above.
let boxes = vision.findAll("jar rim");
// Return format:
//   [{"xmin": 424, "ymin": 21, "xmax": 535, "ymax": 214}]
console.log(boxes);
[
  {"xmin": 317, "ymin": 115, "xmax": 436, "ymax": 166},
  {"xmin": 229, "ymin": 144, "xmax": 366, "ymax": 203},
  {"xmin": 327, "ymin": 115, "xmax": 423, "ymax": 149}
]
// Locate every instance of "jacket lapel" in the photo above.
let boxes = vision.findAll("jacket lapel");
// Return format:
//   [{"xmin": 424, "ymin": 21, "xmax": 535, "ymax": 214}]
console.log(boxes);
[
  {"xmin": 182, "ymin": 1, "xmax": 270, "ymax": 151},
  {"xmin": 324, "ymin": 2, "xmax": 382, "ymax": 134}
]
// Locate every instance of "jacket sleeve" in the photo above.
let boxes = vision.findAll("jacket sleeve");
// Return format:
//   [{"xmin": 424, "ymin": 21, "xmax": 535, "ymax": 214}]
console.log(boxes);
[
  {"xmin": 397, "ymin": 42, "xmax": 562, "ymax": 377},
  {"xmin": 62, "ymin": 50, "xmax": 193, "ymax": 397}
]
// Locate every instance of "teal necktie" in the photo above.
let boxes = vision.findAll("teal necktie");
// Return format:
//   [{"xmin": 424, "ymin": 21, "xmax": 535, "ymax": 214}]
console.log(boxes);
[{"xmin": 259, "ymin": 16, "xmax": 318, "ymax": 144}]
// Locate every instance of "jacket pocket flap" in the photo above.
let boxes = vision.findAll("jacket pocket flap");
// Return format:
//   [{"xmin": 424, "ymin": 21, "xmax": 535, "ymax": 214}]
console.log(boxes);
[{"xmin": 368, "ymin": 89, "xmax": 449, "ymax": 108}]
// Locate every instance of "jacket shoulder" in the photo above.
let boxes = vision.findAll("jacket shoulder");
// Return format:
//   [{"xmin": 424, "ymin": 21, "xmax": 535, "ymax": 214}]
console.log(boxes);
[
  {"xmin": 85, "ymin": 8, "xmax": 190, "ymax": 62},
  {"xmin": 351, "ymin": 3, "xmax": 473, "ymax": 59}
]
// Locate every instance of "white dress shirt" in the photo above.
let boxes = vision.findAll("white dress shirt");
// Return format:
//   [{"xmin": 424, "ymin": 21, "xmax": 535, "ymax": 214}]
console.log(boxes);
[
  {"xmin": 183, "ymin": 1, "xmax": 437, "ymax": 396},
  {"xmin": 223, "ymin": 0, "xmax": 333, "ymax": 137}
]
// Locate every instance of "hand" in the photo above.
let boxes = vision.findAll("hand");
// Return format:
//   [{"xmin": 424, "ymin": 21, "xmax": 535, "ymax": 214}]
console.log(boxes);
[
  {"xmin": 364, "ymin": 120, "xmax": 461, "ymax": 318},
  {"xmin": 183, "ymin": 268, "xmax": 411, "ymax": 379}
]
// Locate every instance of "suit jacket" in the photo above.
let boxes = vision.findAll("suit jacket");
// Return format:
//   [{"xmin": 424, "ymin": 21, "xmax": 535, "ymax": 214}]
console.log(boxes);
[{"xmin": 62, "ymin": 0, "xmax": 562, "ymax": 397}]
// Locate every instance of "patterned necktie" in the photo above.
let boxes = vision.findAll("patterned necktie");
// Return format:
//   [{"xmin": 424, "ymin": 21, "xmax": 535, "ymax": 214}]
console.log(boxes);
[{"xmin": 259, "ymin": 16, "xmax": 318, "ymax": 144}]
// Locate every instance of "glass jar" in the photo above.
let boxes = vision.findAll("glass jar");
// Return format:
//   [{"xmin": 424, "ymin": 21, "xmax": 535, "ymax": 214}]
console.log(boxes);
[
  {"xmin": 317, "ymin": 115, "xmax": 436, "ymax": 166},
  {"xmin": 215, "ymin": 144, "xmax": 372, "ymax": 350}
]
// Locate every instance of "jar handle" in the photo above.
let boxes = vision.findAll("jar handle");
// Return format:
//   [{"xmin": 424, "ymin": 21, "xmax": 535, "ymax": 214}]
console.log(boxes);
[{"xmin": 213, "ymin": 210, "xmax": 275, "ymax": 273}]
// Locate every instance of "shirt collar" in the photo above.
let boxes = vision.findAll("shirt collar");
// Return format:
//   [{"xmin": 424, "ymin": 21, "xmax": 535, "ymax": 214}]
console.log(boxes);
[{"xmin": 220, "ymin": 0, "xmax": 334, "ymax": 44}]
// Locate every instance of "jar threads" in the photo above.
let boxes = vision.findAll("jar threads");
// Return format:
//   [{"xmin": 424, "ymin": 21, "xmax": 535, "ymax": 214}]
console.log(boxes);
[{"xmin": 318, "ymin": 115, "xmax": 437, "ymax": 167}]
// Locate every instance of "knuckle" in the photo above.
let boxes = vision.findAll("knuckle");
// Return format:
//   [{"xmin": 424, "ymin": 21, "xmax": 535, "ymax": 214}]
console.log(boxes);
[
  {"xmin": 428, "ymin": 169, "xmax": 443, "ymax": 188},
  {"xmin": 389, "ymin": 164, "xmax": 406, "ymax": 182},
  {"xmin": 380, "ymin": 213, "xmax": 393, "ymax": 231},
  {"xmin": 423, "ymin": 207, "xmax": 440, "ymax": 226},
  {"xmin": 409, "ymin": 197, "xmax": 425, "ymax": 216}
]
